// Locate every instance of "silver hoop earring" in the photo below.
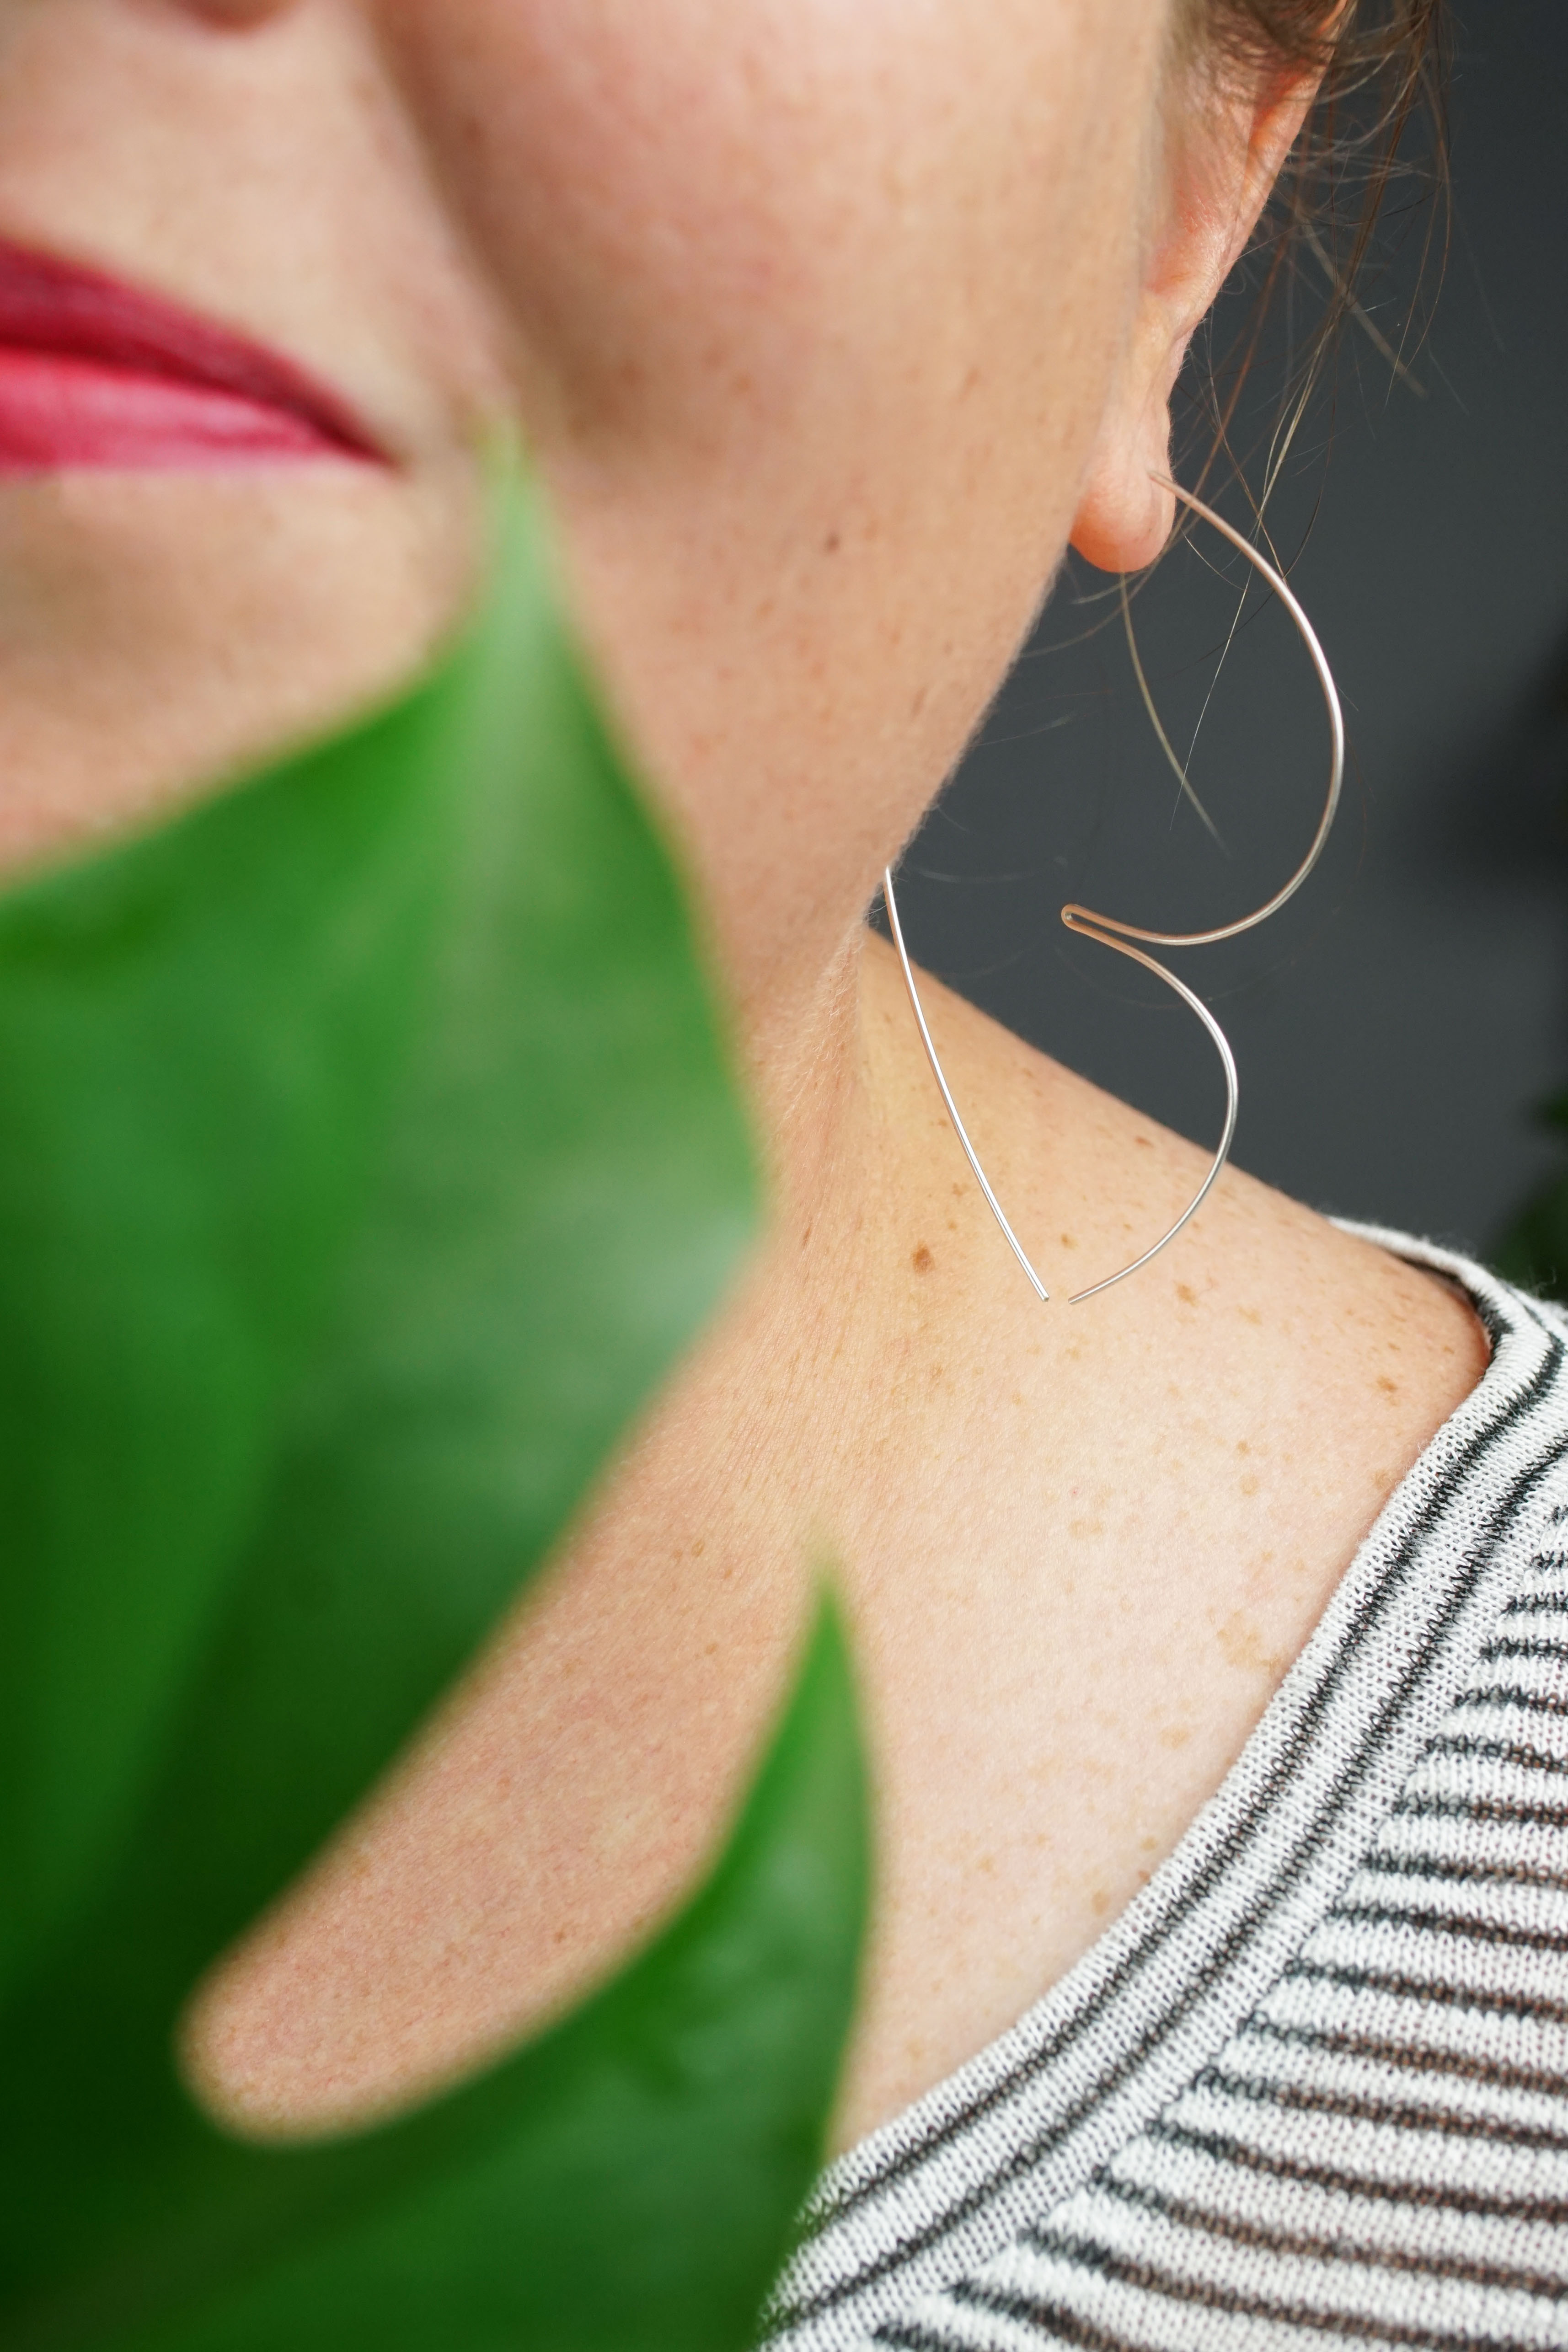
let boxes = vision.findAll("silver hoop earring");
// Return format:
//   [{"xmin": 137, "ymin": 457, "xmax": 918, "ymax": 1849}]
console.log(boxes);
[{"xmin": 883, "ymin": 474, "xmax": 1345, "ymax": 1306}]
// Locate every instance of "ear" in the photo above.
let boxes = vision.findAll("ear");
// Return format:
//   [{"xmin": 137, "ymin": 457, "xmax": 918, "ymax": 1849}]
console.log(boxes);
[{"xmin": 1069, "ymin": 62, "xmax": 1322, "ymax": 574}]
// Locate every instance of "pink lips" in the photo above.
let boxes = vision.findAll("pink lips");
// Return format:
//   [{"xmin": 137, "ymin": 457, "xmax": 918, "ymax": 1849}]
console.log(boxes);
[{"xmin": 0, "ymin": 239, "xmax": 385, "ymax": 473}]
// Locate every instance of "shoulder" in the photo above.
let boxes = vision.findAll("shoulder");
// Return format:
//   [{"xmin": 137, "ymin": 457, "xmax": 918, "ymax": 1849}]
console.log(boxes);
[
  {"xmin": 860, "ymin": 928, "xmax": 1491, "ymax": 1449},
  {"xmin": 829, "ymin": 937, "xmax": 1498, "ymax": 2141}
]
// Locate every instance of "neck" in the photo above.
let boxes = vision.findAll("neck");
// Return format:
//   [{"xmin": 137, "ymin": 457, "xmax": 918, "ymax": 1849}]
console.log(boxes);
[{"xmin": 181, "ymin": 917, "xmax": 1494, "ymax": 2155}]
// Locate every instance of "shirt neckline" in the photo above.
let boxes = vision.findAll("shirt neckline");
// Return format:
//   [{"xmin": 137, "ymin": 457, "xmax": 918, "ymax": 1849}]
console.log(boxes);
[{"xmin": 765, "ymin": 1231, "xmax": 1568, "ymax": 2349}]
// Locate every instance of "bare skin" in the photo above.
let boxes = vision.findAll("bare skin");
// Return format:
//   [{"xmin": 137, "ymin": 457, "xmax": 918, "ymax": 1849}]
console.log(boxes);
[
  {"xmin": 0, "ymin": 0, "xmax": 1486, "ymax": 2154},
  {"xmin": 182, "ymin": 944, "xmax": 1484, "ymax": 2150}
]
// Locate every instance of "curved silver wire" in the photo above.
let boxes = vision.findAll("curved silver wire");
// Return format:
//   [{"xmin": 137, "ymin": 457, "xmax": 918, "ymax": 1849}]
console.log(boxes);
[
  {"xmin": 883, "ymin": 874, "xmax": 1050, "ymax": 1302},
  {"xmin": 883, "ymin": 473, "xmax": 1344, "ymax": 1307},
  {"xmin": 1053, "ymin": 918, "xmax": 1239, "ymax": 1305}
]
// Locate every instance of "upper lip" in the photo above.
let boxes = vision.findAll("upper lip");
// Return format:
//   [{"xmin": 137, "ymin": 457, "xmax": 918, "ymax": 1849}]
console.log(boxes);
[{"xmin": 0, "ymin": 236, "xmax": 386, "ymax": 461}]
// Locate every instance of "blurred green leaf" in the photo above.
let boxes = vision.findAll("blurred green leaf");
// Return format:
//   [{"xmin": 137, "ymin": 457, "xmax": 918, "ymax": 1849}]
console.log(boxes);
[
  {"xmin": 0, "ymin": 465, "xmax": 867, "ymax": 2347},
  {"xmin": 2, "ymin": 1600, "xmax": 864, "ymax": 2352}
]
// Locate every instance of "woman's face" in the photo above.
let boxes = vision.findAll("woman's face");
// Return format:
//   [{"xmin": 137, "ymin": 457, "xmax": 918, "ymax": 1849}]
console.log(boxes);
[{"xmin": 0, "ymin": 0, "xmax": 1190, "ymax": 1052}]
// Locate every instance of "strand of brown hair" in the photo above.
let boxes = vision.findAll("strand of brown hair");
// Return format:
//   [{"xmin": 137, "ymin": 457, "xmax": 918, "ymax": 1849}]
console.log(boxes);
[{"xmin": 1185, "ymin": 0, "xmax": 1450, "ymax": 546}]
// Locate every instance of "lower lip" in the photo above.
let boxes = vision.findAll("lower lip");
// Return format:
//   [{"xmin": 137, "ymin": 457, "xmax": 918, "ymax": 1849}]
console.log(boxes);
[{"xmin": 0, "ymin": 347, "xmax": 363, "ymax": 472}]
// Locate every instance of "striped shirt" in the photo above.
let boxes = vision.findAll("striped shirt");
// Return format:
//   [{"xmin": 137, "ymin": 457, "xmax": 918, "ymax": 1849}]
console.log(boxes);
[{"xmin": 765, "ymin": 1229, "xmax": 1568, "ymax": 2352}]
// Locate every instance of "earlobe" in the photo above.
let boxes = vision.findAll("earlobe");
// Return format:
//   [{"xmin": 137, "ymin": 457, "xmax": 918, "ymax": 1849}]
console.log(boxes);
[
  {"xmin": 1066, "ymin": 61, "xmax": 1322, "ymax": 578},
  {"xmin": 1068, "ymin": 337, "xmax": 1180, "ymax": 576},
  {"xmin": 1068, "ymin": 267, "xmax": 1194, "ymax": 573}
]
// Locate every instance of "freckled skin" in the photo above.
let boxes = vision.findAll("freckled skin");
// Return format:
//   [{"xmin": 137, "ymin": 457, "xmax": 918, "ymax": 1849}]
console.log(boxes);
[
  {"xmin": 1, "ymin": 0, "xmax": 1486, "ymax": 2159},
  {"xmin": 187, "ymin": 967, "xmax": 1484, "ymax": 2152}
]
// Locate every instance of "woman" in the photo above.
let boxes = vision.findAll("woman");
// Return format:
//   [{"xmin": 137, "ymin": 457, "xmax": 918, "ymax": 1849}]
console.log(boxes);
[{"xmin": 9, "ymin": 2, "xmax": 1566, "ymax": 2345}]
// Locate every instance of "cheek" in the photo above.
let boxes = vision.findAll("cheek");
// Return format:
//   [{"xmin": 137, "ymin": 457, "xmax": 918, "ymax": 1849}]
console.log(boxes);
[
  {"xmin": 375, "ymin": 3, "xmax": 913, "ymax": 457},
  {"xmin": 373, "ymin": 0, "xmax": 1165, "ymax": 984},
  {"xmin": 374, "ymin": 0, "xmax": 1150, "ymax": 446}
]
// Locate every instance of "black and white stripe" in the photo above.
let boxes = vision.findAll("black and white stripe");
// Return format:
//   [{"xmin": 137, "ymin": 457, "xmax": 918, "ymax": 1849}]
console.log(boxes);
[{"xmin": 764, "ymin": 1235, "xmax": 1568, "ymax": 2351}]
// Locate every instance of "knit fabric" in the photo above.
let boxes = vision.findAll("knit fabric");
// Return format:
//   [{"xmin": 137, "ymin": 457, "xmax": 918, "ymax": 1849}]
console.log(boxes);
[{"xmin": 764, "ymin": 1231, "xmax": 1568, "ymax": 2352}]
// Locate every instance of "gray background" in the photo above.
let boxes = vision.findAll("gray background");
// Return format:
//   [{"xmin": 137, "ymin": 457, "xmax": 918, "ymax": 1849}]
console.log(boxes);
[{"xmin": 883, "ymin": 0, "xmax": 1568, "ymax": 1260}]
